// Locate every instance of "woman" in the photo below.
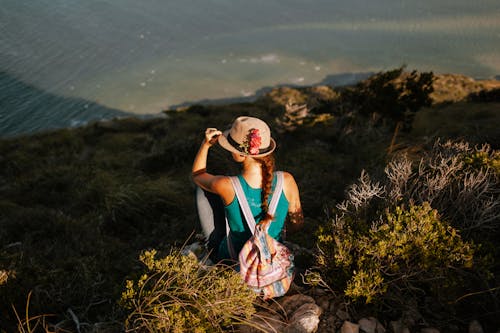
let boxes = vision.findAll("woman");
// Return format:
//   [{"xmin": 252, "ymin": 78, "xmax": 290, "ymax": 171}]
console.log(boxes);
[{"xmin": 192, "ymin": 116, "xmax": 303, "ymax": 261}]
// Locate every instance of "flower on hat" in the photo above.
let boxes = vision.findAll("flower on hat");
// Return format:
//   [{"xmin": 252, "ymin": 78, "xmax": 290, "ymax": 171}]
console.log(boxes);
[
  {"xmin": 239, "ymin": 128, "xmax": 262, "ymax": 155},
  {"xmin": 249, "ymin": 129, "xmax": 261, "ymax": 155}
]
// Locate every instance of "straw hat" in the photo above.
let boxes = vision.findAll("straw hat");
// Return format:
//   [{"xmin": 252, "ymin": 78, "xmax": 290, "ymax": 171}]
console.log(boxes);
[{"xmin": 218, "ymin": 116, "xmax": 276, "ymax": 157}]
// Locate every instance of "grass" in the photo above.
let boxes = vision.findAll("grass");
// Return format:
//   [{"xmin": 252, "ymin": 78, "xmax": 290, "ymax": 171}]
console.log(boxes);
[
  {"xmin": 1, "ymin": 70, "xmax": 499, "ymax": 332},
  {"xmin": 411, "ymin": 102, "xmax": 500, "ymax": 145}
]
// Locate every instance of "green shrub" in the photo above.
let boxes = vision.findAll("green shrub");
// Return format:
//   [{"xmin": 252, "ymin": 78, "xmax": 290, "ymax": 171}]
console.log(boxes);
[
  {"xmin": 468, "ymin": 87, "xmax": 500, "ymax": 103},
  {"xmin": 121, "ymin": 249, "xmax": 256, "ymax": 333},
  {"xmin": 313, "ymin": 139, "xmax": 498, "ymax": 325},
  {"xmin": 317, "ymin": 203, "xmax": 474, "ymax": 303},
  {"xmin": 340, "ymin": 67, "xmax": 434, "ymax": 130},
  {"xmin": 463, "ymin": 150, "xmax": 500, "ymax": 175}
]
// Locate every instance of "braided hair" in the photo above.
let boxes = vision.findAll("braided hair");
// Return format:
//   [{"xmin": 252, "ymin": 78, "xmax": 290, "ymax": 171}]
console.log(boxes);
[{"xmin": 255, "ymin": 154, "xmax": 275, "ymax": 225}]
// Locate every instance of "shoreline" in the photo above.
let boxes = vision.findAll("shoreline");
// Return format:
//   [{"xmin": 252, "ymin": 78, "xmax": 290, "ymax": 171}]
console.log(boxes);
[{"xmin": 1, "ymin": 70, "xmax": 499, "ymax": 139}]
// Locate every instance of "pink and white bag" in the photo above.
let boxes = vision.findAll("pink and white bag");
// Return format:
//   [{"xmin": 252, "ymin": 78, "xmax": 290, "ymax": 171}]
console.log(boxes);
[{"xmin": 226, "ymin": 171, "xmax": 294, "ymax": 299}]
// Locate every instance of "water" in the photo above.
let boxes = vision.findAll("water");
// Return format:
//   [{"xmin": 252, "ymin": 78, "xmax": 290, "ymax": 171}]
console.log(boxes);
[{"xmin": 1, "ymin": 0, "xmax": 499, "ymax": 136}]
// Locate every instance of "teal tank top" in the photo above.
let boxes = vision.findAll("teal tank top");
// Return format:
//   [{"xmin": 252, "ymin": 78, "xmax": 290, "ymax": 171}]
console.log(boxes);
[{"xmin": 218, "ymin": 172, "xmax": 289, "ymax": 260}]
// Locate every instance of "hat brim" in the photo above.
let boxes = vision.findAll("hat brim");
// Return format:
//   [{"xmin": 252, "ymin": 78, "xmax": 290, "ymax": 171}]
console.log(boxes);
[{"xmin": 218, "ymin": 129, "xmax": 276, "ymax": 158}]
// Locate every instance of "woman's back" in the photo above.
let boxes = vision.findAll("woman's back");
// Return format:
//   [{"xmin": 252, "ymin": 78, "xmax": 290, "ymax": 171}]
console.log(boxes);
[{"xmin": 219, "ymin": 172, "xmax": 289, "ymax": 260}]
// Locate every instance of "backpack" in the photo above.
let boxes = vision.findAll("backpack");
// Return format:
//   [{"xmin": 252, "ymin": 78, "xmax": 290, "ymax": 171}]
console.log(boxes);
[{"xmin": 225, "ymin": 171, "xmax": 295, "ymax": 299}]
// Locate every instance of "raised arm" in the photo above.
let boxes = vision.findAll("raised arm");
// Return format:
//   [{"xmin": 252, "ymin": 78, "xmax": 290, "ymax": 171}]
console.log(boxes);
[
  {"xmin": 192, "ymin": 128, "xmax": 233, "ymax": 204},
  {"xmin": 283, "ymin": 172, "xmax": 304, "ymax": 233}
]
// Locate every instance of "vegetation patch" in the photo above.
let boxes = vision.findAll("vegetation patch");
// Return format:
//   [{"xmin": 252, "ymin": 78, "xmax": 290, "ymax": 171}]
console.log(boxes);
[
  {"xmin": 317, "ymin": 202, "xmax": 475, "ymax": 303},
  {"xmin": 121, "ymin": 249, "xmax": 256, "ymax": 333},
  {"xmin": 1, "ymin": 69, "xmax": 499, "ymax": 331}
]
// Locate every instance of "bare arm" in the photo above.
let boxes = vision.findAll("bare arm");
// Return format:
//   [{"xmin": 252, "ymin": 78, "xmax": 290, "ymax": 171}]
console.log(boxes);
[
  {"xmin": 283, "ymin": 172, "xmax": 304, "ymax": 233},
  {"xmin": 192, "ymin": 128, "xmax": 233, "ymax": 204}
]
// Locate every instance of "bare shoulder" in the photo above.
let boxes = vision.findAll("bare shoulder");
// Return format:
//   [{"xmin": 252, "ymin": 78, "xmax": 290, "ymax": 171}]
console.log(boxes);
[
  {"xmin": 279, "ymin": 171, "xmax": 302, "ymax": 221},
  {"xmin": 212, "ymin": 175, "xmax": 232, "ymax": 192},
  {"xmin": 212, "ymin": 175, "xmax": 235, "ymax": 205},
  {"xmin": 280, "ymin": 171, "xmax": 300, "ymax": 199},
  {"xmin": 281, "ymin": 171, "xmax": 297, "ymax": 187}
]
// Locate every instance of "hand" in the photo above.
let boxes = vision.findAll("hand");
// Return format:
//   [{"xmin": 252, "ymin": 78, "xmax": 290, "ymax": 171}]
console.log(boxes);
[{"xmin": 204, "ymin": 128, "xmax": 222, "ymax": 146}]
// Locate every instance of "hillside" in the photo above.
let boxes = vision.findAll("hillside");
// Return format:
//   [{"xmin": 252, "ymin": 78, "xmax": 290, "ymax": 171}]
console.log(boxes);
[{"xmin": 0, "ymin": 69, "xmax": 499, "ymax": 332}]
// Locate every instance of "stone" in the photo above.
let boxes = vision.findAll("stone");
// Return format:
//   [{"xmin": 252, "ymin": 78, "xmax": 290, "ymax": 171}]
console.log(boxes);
[
  {"xmin": 325, "ymin": 314, "xmax": 337, "ymax": 328},
  {"xmin": 328, "ymin": 301, "xmax": 337, "ymax": 312},
  {"xmin": 238, "ymin": 311, "xmax": 285, "ymax": 333},
  {"xmin": 401, "ymin": 307, "xmax": 422, "ymax": 327},
  {"xmin": 358, "ymin": 317, "xmax": 385, "ymax": 333},
  {"xmin": 315, "ymin": 295, "xmax": 331, "ymax": 312},
  {"xmin": 389, "ymin": 320, "xmax": 410, "ymax": 333},
  {"xmin": 468, "ymin": 320, "xmax": 484, "ymax": 333},
  {"xmin": 279, "ymin": 294, "xmax": 316, "ymax": 317},
  {"xmin": 336, "ymin": 309, "xmax": 350, "ymax": 321},
  {"xmin": 311, "ymin": 288, "xmax": 329, "ymax": 296},
  {"xmin": 341, "ymin": 321, "xmax": 360, "ymax": 333},
  {"xmin": 358, "ymin": 317, "xmax": 376, "ymax": 333},
  {"xmin": 285, "ymin": 303, "xmax": 322, "ymax": 333}
]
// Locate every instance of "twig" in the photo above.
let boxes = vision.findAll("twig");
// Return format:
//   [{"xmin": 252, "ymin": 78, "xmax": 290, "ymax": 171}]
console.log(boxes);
[
  {"xmin": 67, "ymin": 308, "xmax": 81, "ymax": 333},
  {"xmin": 451, "ymin": 286, "xmax": 500, "ymax": 304}
]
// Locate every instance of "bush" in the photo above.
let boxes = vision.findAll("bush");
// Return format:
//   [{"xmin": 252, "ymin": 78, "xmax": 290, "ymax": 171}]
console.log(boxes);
[
  {"xmin": 317, "ymin": 203, "xmax": 475, "ymax": 303},
  {"xmin": 120, "ymin": 249, "xmax": 256, "ymax": 333},
  {"xmin": 314, "ymin": 139, "xmax": 498, "ymax": 320},
  {"xmin": 468, "ymin": 87, "xmax": 500, "ymax": 103},
  {"xmin": 340, "ymin": 67, "xmax": 434, "ymax": 130},
  {"xmin": 383, "ymin": 140, "xmax": 500, "ymax": 239}
]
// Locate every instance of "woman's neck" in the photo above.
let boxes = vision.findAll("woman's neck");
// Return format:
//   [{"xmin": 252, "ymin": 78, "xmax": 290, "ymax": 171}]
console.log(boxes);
[{"xmin": 241, "ymin": 159, "xmax": 262, "ymax": 188}]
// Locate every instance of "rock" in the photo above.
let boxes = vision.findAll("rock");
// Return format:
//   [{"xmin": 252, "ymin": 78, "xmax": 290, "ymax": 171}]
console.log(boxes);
[
  {"xmin": 421, "ymin": 328, "xmax": 440, "ymax": 333},
  {"xmin": 358, "ymin": 317, "xmax": 385, "ymax": 333},
  {"xmin": 336, "ymin": 309, "xmax": 350, "ymax": 321},
  {"xmin": 310, "ymin": 287, "xmax": 329, "ymax": 297},
  {"xmin": 242, "ymin": 294, "xmax": 323, "ymax": 333},
  {"xmin": 341, "ymin": 321, "xmax": 360, "ymax": 333},
  {"xmin": 468, "ymin": 320, "xmax": 483, "ymax": 333},
  {"xmin": 389, "ymin": 320, "xmax": 410, "ymax": 333},
  {"xmin": 324, "ymin": 314, "xmax": 337, "ymax": 332},
  {"xmin": 238, "ymin": 311, "xmax": 285, "ymax": 333},
  {"xmin": 285, "ymin": 303, "xmax": 323, "ymax": 333},
  {"xmin": 279, "ymin": 294, "xmax": 316, "ymax": 317},
  {"xmin": 315, "ymin": 295, "xmax": 331, "ymax": 312},
  {"xmin": 358, "ymin": 317, "xmax": 376, "ymax": 333},
  {"xmin": 328, "ymin": 300, "xmax": 337, "ymax": 312},
  {"xmin": 401, "ymin": 308, "xmax": 422, "ymax": 328}
]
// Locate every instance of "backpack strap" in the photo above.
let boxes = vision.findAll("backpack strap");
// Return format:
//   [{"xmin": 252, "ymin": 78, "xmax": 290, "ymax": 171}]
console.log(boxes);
[
  {"xmin": 226, "ymin": 175, "xmax": 251, "ymax": 259},
  {"xmin": 231, "ymin": 176, "xmax": 257, "ymax": 233},
  {"xmin": 226, "ymin": 172, "xmax": 284, "ymax": 259},
  {"xmin": 233, "ymin": 171, "xmax": 284, "ymax": 232},
  {"xmin": 268, "ymin": 171, "xmax": 284, "ymax": 217}
]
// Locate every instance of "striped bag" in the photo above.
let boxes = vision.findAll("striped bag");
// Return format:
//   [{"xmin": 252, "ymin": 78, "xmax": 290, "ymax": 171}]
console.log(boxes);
[{"xmin": 226, "ymin": 171, "xmax": 294, "ymax": 299}]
